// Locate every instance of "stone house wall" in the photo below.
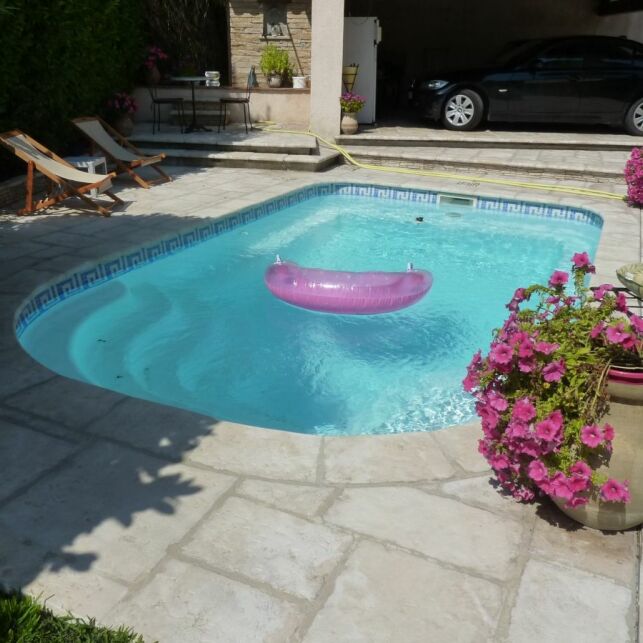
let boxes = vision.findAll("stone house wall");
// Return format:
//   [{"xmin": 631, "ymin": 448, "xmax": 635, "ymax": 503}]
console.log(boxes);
[{"xmin": 228, "ymin": 1, "xmax": 312, "ymax": 87}]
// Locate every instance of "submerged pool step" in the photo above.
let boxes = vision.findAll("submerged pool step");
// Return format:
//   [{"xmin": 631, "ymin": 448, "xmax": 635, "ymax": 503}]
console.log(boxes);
[{"xmin": 342, "ymin": 145, "xmax": 628, "ymax": 183}]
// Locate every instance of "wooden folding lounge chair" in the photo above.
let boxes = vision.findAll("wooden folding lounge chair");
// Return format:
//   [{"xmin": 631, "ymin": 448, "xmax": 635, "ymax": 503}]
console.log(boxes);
[
  {"xmin": 72, "ymin": 116, "xmax": 171, "ymax": 189},
  {"xmin": 0, "ymin": 130, "xmax": 122, "ymax": 216}
]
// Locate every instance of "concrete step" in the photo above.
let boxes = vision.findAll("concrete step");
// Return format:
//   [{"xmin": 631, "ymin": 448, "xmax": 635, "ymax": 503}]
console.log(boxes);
[
  {"xmin": 342, "ymin": 145, "xmax": 628, "ymax": 183},
  {"xmin": 337, "ymin": 129, "xmax": 639, "ymax": 151},
  {"xmin": 130, "ymin": 126, "xmax": 316, "ymax": 155},
  {"xmin": 139, "ymin": 145, "xmax": 341, "ymax": 172}
]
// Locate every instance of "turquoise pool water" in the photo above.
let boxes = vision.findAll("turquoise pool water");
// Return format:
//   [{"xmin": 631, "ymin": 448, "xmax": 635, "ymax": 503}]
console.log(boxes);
[{"xmin": 18, "ymin": 187, "xmax": 601, "ymax": 435}]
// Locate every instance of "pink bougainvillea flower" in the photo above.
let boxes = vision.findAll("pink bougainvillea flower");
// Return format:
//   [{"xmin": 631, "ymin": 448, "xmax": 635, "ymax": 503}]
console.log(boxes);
[
  {"xmin": 512, "ymin": 397, "xmax": 536, "ymax": 422},
  {"xmin": 548, "ymin": 270, "xmax": 569, "ymax": 287},
  {"xmin": 580, "ymin": 424, "xmax": 603, "ymax": 448},
  {"xmin": 603, "ymin": 423, "xmax": 615, "ymax": 442},
  {"xmin": 527, "ymin": 460, "xmax": 548, "ymax": 482},
  {"xmin": 600, "ymin": 479, "xmax": 631, "ymax": 503},
  {"xmin": 542, "ymin": 359, "xmax": 566, "ymax": 382},
  {"xmin": 489, "ymin": 342, "xmax": 513, "ymax": 365},
  {"xmin": 534, "ymin": 341, "xmax": 558, "ymax": 355},
  {"xmin": 571, "ymin": 252, "xmax": 595, "ymax": 272}
]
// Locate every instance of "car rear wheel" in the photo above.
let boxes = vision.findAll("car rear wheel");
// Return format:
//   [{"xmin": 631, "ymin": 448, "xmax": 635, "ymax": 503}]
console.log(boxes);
[
  {"xmin": 625, "ymin": 99, "xmax": 643, "ymax": 136},
  {"xmin": 441, "ymin": 90, "xmax": 484, "ymax": 131}
]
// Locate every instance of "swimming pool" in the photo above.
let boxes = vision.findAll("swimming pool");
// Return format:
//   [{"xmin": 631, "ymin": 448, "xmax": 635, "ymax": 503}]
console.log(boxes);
[{"xmin": 16, "ymin": 183, "xmax": 602, "ymax": 436}]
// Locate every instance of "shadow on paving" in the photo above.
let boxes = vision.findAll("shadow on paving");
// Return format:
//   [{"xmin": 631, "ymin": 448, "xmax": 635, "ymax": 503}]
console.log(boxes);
[{"xmin": 0, "ymin": 169, "xmax": 240, "ymax": 605}]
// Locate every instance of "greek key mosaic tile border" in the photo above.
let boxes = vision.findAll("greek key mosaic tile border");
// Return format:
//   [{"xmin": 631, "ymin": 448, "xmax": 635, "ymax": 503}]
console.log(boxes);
[{"xmin": 14, "ymin": 182, "xmax": 603, "ymax": 336}]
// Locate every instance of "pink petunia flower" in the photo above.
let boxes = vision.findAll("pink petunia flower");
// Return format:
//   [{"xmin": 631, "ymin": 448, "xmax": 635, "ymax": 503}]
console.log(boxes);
[
  {"xmin": 590, "ymin": 322, "xmax": 605, "ymax": 339},
  {"xmin": 486, "ymin": 391, "xmax": 509, "ymax": 412},
  {"xmin": 580, "ymin": 424, "xmax": 603, "ymax": 448},
  {"xmin": 535, "ymin": 417, "xmax": 562, "ymax": 443},
  {"xmin": 603, "ymin": 423, "xmax": 615, "ymax": 442},
  {"xmin": 592, "ymin": 284, "xmax": 613, "ymax": 301},
  {"xmin": 606, "ymin": 323, "xmax": 628, "ymax": 344},
  {"xmin": 571, "ymin": 252, "xmax": 595, "ymax": 272},
  {"xmin": 600, "ymin": 479, "xmax": 631, "ymax": 503},
  {"xmin": 534, "ymin": 341, "xmax": 558, "ymax": 355},
  {"xmin": 542, "ymin": 359, "xmax": 566, "ymax": 382},
  {"xmin": 489, "ymin": 342, "xmax": 513, "ymax": 366},
  {"xmin": 512, "ymin": 398, "xmax": 536, "ymax": 422},
  {"xmin": 570, "ymin": 461, "xmax": 592, "ymax": 478},
  {"xmin": 548, "ymin": 271, "xmax": 569, "ymax": 287},
  {"xmin": 527, "ymin": 460, "xmax": 548, "ymax": 482},
  {"xmin": 489, "ymin": 453, "xmax": 510, "ymax": 470},
  {"xmin": 549, "ymin": 472, "xmax": 573, "ymax": 500},
  {"xmin": 615, "ymin": 292, "xmax": 628, "ymax": 312},
  {"xmin": 566, "ymin": 496, "xmax": 590, "ymax": 508}
]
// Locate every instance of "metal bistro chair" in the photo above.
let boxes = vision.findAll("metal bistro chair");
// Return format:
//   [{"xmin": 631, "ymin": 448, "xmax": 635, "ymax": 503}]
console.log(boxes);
[
  {"xmin": 219, "ymin": 67, "xmax": 258, "ymax": 134},
  {"xmin": 148, "ymin": 85, "xmax": 186, "ymax": 134}
]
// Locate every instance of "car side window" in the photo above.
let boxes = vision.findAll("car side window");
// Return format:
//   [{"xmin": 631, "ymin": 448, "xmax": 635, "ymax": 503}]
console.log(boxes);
[
  {"xmin": 584, "ymin": 41, "xmax": 634, "ymax": 69},
  {"xmin": 534, "ymin": 43, "xmax": 585, "ymax": 71}
]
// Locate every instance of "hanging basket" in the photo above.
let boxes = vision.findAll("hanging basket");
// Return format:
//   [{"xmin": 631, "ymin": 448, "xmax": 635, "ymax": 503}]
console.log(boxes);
[{"xmin": 342, "ymin": 65, "xmax": 359, "ymax": 92}]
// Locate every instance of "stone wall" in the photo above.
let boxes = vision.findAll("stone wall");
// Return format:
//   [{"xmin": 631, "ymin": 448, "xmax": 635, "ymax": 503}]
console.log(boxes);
[{"xmin": 228, "ymin": 1, "xmax": 312, "ymax": 87}]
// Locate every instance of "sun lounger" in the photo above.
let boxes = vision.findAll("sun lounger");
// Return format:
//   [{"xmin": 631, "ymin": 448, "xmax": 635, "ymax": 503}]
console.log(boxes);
[
  {"xmin": 72, "ymin": 116, "xmax": 171, "ymax": 189},
  {"xmin": 0, "ymin": 130, "xmax": 122, "ymax": 216}
]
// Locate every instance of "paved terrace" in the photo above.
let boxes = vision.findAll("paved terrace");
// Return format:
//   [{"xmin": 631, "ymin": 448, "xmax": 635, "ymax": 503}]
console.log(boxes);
[{"xmin": 0, "ymin": 164, "xmax": 642, "ymax": 642}]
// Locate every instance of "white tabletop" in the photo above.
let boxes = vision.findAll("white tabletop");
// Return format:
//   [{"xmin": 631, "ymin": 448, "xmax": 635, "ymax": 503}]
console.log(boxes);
[{"xmin": 65, "ymin": 155, "xmax": 106, "ymax": 167}]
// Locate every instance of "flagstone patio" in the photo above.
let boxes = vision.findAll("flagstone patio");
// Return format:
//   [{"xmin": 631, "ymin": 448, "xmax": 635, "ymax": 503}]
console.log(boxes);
[{"xmin": 0, "ymin": 164, "xmax": 641, "ymax": 642}]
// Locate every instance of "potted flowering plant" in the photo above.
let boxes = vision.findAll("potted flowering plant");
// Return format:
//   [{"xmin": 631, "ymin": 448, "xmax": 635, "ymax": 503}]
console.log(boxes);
[
  {"xmin": 259, "ymin": 43, "xmax": 291, "ymax": 88},
  {"xmin": 339, "ymin": 92, "xmax": 366, "ymax": 134},
  {"xmin": 107, "ymin": 92, "xmax": 138, "ymax": 137},
  {"xmin": 143, "ymin": 45, "xmax": 169, "ymax": 85},
  {"xmin": 465, "ymin": 253, "xmax": 643, "ymax": 530}
]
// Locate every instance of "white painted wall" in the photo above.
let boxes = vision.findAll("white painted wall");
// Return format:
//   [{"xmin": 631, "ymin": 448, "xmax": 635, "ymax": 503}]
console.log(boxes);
[{"xmin": 310, "ymin": 0, "xmax": 345, "ymax": 138}]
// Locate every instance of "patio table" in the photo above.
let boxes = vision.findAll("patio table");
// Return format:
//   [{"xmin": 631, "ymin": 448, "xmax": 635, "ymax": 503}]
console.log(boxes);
[{"xmin": 170, "ymin": 76, "xmax": 210, "ymax": 133}]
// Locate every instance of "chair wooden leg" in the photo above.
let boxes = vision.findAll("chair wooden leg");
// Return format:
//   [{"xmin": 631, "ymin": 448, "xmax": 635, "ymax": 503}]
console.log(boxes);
[{"xmin": 152, "ymin": 164, "xmax": 172, "ymax": 183}]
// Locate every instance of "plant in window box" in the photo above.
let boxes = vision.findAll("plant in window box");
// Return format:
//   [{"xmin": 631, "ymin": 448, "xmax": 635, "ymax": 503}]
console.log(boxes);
[
  {"xmin": 465, "ymin": 254, "xmax": 643, "ymax": 530},
  {"xmin": 260, "ymin": 43, "xmax": 291, "ymax": 88}
]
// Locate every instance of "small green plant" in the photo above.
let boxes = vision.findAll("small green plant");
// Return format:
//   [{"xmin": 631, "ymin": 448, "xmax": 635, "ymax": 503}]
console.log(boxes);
[
  {"xmin": 259, "ymin": 43, "xmax": 291, "ymax": 78},
  {"xmin": 0, "ymin": 590, "xmax": 146, "ymax": 642}
]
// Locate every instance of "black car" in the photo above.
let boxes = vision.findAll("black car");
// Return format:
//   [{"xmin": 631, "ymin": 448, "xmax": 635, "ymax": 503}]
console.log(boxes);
[{"xmin": 415, "ymin": 35, "xmax": 643, "ymax": 135}]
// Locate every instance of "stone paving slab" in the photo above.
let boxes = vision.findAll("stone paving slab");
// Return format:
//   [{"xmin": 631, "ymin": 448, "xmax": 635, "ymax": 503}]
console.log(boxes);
[
  {"xmin": 105, "ymin": 558, "xmax": 303, "ymax": 643},
  {"xmin": 0, "ymin": 442, "xmax": 236, "ymax": 583},
  {"xmin": 182, "ymin": 496, "xmax": 352, "ymax": 600},
  {"xmin": 303, "ymin": 540, "xmax": 504, "ymax": 643},
  {"xmin": 324, "ymin": 486, "xmax": 523, "ymax": 581},
  {"xmin": 508, "ymin": 559, "xmax": 633, "ymax": 643}
]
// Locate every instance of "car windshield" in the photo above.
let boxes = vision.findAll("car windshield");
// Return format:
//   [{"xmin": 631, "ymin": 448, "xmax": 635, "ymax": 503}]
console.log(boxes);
[{"xmin": 494, "ymin": 40, "xmax": 545, "ymax": 67}]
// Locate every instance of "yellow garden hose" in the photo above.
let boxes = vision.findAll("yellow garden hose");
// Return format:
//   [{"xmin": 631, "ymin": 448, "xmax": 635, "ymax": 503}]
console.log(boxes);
[{"xmin": 256, "ymin": 122, "xmax": 626, "ymax": 202}]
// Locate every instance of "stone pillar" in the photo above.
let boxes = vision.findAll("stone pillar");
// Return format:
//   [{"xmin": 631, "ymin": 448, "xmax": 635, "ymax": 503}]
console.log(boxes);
[{"xmin": 310, "ymin": 0, "xmax": 345, "ymax": 139}]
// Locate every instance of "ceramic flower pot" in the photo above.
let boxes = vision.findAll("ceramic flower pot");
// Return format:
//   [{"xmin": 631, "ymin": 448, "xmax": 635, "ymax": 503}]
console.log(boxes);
[
  {"xmin": 268, "ymin": 74, "xmax": 283, "ymax": 88},
  {"xmin": 113, "ymin": 114, "xmax": 134, "ymax": 137},
  {"xmin": 553, "ymin": 366, "xmax": 643, "ymax": 530},
  {"xmin": 341, "ymin": 112, "xmax": 359, "ymax": 135}
]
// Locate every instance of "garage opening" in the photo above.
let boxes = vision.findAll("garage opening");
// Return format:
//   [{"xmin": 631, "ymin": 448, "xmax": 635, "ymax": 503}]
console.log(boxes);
[{"xmin": 343, "ymin": 0, "xmax": 643, "ymax": 126}]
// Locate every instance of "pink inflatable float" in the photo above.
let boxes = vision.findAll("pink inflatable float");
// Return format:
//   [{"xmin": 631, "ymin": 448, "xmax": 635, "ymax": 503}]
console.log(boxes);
[{"xmin": 265, "ymin": 256, "xmax": 433, "ymax": 315}]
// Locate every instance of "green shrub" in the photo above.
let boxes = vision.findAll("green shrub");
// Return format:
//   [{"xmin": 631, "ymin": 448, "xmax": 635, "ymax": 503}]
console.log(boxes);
[
  {"xmin": 259, "ymin": 43, "xmax": 291, "ymax": 78},
  {"xmin": 0, "ymin": 590, "xmax": 145, "ymax": 642},
  {"xmin": 0, "ymin": 0, "xmax": 145, "ymax": 178}
]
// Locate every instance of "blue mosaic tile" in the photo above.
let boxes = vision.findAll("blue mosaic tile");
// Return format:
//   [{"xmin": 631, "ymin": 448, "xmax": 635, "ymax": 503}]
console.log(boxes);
[{"xmin": 14, "ymin": 182, "xmax": 604, "ymax": 337}]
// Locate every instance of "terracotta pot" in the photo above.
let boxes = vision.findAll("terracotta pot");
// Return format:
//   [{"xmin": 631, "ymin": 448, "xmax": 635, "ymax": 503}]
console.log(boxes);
[
  {"xmin": 553, "ymin": 366, "xmax": 643, "ymax": 531},
  {"xmin": 145, "ymin": 64, "xmax": 161, "ymax": 86},
  {"xmin": 341, "ymin": 112, "xmax": 359, "ymax": 135},
  {"xmin": 113, "ymin": 114, "xmax": 134, "ymax": 137}
]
